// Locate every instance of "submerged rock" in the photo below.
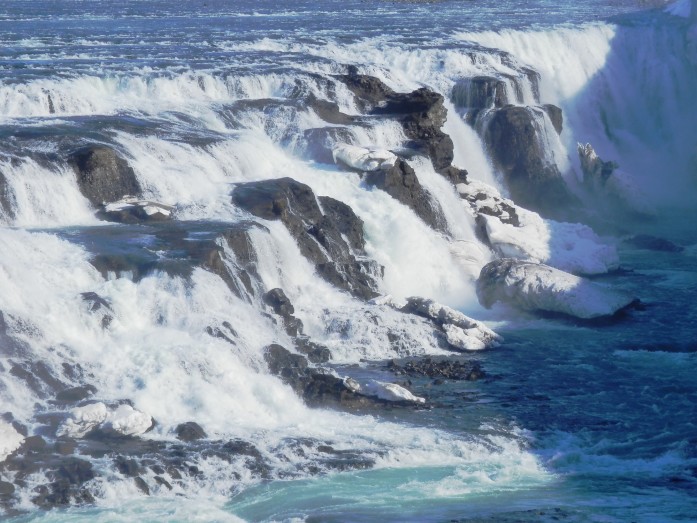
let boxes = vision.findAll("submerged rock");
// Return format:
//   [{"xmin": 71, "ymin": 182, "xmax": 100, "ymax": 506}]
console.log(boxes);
[
  {"xmin": 67, "ymin": 145, "xmax": 142, "ymax": 206},
  {"xmin": 387, "ymin": 357, "xmax": 486, "ymax": 381},
  {"xmin": 477, "ymin": 259, "xmax": 638, "ymax": 319},
  {"xmin": 623, "ymin": 234, "xmax": 684, "ymax": 253}
]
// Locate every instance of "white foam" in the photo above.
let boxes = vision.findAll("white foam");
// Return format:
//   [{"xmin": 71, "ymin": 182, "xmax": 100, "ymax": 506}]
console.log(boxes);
[{"xmin": 0, "ymin": 420, "xmax": 24, "ymax": 462}]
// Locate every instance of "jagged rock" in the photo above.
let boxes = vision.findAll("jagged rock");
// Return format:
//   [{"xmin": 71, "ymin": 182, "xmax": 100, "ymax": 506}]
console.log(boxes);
[
  {"xmin": 263, "ymin": 288, "xmax": 303, "ymax": 336},
  {"xmin": 319, "ymin": 196, "xmax": 366, "ymax": 252},
  {"xmin": 55, "ymin": 385, "xmax": 97, "ymax": 403},
  {"xmin": 577, "ymin": 143, "xmax": 654, "ymax": 216},
  {"xmin": 31, "ymin": 458, "xmax": 95, "ymax": 509},
  {"xmin": 67, "ymin": 145, "xmax": 142, "ymax": 206},
  {"xmin": 484, "ymin": 105, "xmax": 576, "ymax": 216},
  {"xmin": 232, "ymin": 178, "xmax": 381, "ymax": 299},
  {"xmin": 477, "ymin": 258, "xmax": 639, "ymax": 319},
  {"xmin": 364, "ymin": 158, "xmax": 446, "ymax": 231},
  {"xmin": 175, "ymin": 422, "xmax": 207, "ymax": 442},
  {"xmin": 307, "ymin": 95, "xmax": 355, "ymax": 125},
  {"xmin": 387, "ymin": 357, "xmax": 486, "ymax": 381},
  {"xmin": 542, "ymin": 104, "xmax": 563, "ymax": 134},
  {"xmin": 337, "ymin": 69, "xmax": 455, "ymax": 173}
]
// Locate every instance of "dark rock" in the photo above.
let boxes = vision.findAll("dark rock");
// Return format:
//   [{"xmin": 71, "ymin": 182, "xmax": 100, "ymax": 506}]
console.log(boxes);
[
  {"xmin": 97, "ymin": 200, "xmax": 173, "ymax": 224},
  {"xmin": 55, "ymin": 385, "xmax": 96, "ymax": 403},
  {"xmin": 232, "ymin": 178, "xmax": 381, "ymax": 299},
  {"xmin": 336, "ymin": 67, "xmax": 396, "ymax": 109},
  {"xmin": 80, "ymin": 292, "xmax": 111, "ymax": 312},
  {"xmin": 21, "ymin": 435, "xmax": 47, "ymax": 452},
  {"xmin": 0, "ymin": 170, "xmax": 14, "ymax": 220},
  {"xmin": 337, "ymin": 70, "xmax": 456, "ymax": 173},
  {"xmin": 624, "ymin": 234, "xmax": 683, "ymax": 253},
  {"xmin": 67, "ymin": 145, "xmax": 141, "ymax": 206},
  {"xmin": 133, "ymin": 476, "xmax": 150, "ymax": 495},
  {"xmin": 364, "ymin": 159, "xmax": 446, "ymax": 231},
  {"xmin": 307, "ymin": 95, "xmax": 354, "ymax": 125},
  {"xmin": 153, "ymin": 476, "xmax": 172, "ymax": 490},
  {"xmin": 264, "ymin": 344, "xmax": 308, "ymax": 379},
  {"xmin": 0, "ymin": 481, "xmax": 14, "ymax": 496},
  {"xmin": 175, "ymin": 422, "xmax": 207, "ymax": 442},
  {"xmin": 483, "ymin": 105, "xmax": 576, "ymax": 216},
  {"xmin": 318, "ymin": 196, "xmax": 366, "ymax": 252},
  {"xmin": 542, "ymin": 104, "xmax": 563, "ymax": 135},
  {"xmin": 388, "ymin": 357, "xmax": 485, "ymax": 381},
  {"xmin": 10, "ymin": 361, "xmax": 65, "ymax": 398},
  {"xmin": 263, "ymin": 288, "xmax": 295, "ymax": 318},
  {"xmin": 436, "ymin": 165, "xmax": 468, "ymax": 185},
  {"xmin": 114, "ymin": 456, "xmax": 142, "ymax": 477},
  {"xmin": 295, "ymin": 337, "xmax": 332, "ymax": 364},
  {"xmin": 451, "ymin": 76, "xmax": 508, "ymax": 111}
]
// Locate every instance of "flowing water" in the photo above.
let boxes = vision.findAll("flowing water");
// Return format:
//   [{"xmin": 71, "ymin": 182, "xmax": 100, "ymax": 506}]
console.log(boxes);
[{"xmin": 1, "ymin": 0, "xmax": 696, "ymax": 521}]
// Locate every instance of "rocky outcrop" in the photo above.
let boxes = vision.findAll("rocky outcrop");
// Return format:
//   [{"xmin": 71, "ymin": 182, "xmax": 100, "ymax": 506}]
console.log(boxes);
[
  {"xmin": 387, "ymin": 357, "xmax": 485, "ymax": 382},
  {"xmin": 400, "ymin": 297, "xmax": 502, "ymax": 351},
  {"xmin": 337, "ymin": 68, "xmax": 458, "ymax": 176},
  {"xmin": 451, "ymin": 76, "xmax": 508, "ymax": 112},
  {"xmin": 577, "ymin": 143, "xmax": 654, "ymax": 216},
  {"xmin": 483, "ymin": 105, "xmax": 576, "ymax": 217},
  {"xmin": 232, "ymin": 177, "xmax": 382, "ymax": 299},
  {"xmin": 364, "ymin": 158, "xmax": 447, "ymax": 231},
  {"xmin": 68, "ymin": 145, "xmax": 142, "ymax": 206},
  {"xmin": 98, "ymin": 197, "xmax": 173, "ymax": 224},
  {"xmin": 477, "ymin": 259, "xmax": 638, "ymax": 320},
  {"xmin": 175, "ymin": 422, "xmax": 207, "ymax": 442}
]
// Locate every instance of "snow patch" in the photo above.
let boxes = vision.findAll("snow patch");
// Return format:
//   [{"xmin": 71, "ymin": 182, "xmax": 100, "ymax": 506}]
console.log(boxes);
[{"xmin": 332, "ymin": 144, "xmax": 397, "ymax": 172}]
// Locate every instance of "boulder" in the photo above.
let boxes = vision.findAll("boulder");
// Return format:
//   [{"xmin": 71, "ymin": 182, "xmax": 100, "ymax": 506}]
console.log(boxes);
[
  {"xmin": 232, "ymin": 178, "xmax": 382, "ymax": 299},
  {"xmin": 484, "ymin": 105, "xmax": 576, "ymax": 216},
  {"xmin": 67, "ymin": 145, "xmax": 142, "ymax": 206},
  {"xmin": 477, "ymin": 258, "xmax": 639, "ymax": 319},
  {"xmin": 99, "ymin": 197, "xmax": 173, "ymax": 224},
  {"xmin": 357, "ymin": 154, "xmax": 446, "ymax": 231},
  {"xmin": 401, "ymin": 297, "xmax": 502, "ymax": 351},
  {"xmin": 175, "ymin": 422, "xmax": 207, "ymax": 442}
]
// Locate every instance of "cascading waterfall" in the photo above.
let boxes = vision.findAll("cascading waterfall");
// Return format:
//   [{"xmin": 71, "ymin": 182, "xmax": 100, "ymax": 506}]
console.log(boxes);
[{"xmin": 1, "ymin": 1, "xmax": 696, "ymax": 521}]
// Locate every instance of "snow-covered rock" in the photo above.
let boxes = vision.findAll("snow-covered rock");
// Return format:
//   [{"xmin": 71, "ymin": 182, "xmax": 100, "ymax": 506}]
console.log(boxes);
[
  {"xmin": 57, "ymin": 402, "xmax": 108, "ymax": 438},
  {"xmin": 104, "ymin": 404, "xmax": 153, "ymax": 436},
  {"xmin": 360, "ymin": 380, "xmax": 426, "ymax": 404},
  {"xmin": 402, "ymin": 297, "xmax": 502, "ymax": 350},
  {"xmin": 0, "ymin": 420, "xmax": 24, "ymax": 462},
  {"xmin": 477, "ymin": 258, "xmax": 638, "ymax": 319},
  {"xmin": 57, "ymin": 402, "xmax": 152, "ymax": 438},
  {"xmin": 332, "ymin": 144, "xmax": 397, "ymax": 172},
  {"xmin": 458, "ymin": 180, "xmax": 619, "ymax": 275},
  {"xmin": 101, "ymin": 196, "xmax": 173, "ymax": 223}
]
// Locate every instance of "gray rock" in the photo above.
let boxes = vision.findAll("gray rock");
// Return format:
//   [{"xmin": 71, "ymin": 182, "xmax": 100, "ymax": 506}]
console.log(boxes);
[
  {"xmin": 68, "ymin": 145, "xmax": 141, "ymax": 206},
  {"xmin": 364, "ymin": 159, "xmax": 447, "ymax": 231},
  {"xmin": 175, "ymin": 422, "xmax": 208, "ymax": 442},
  {"xmin": 483, "ymin": 105, "xmax": 576, "ymax": 217}
]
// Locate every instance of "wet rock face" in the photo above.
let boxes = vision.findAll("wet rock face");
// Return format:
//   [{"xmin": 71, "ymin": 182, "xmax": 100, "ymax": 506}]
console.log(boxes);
[
  {"xmin": 452, "ymin": 76, "xmax": 508, "ymax": 112},
  {"xmin": 0, "ymin": 170, "xmax": 14, "ymax": 220},
  {"xmin": 175, "ymin": 422, "xmax": 207, "ymax": 442},
  {"xmin": 232, "ymin": 178, "xmax": 382, "ymax": 299},
  {"xmin": 337, "ymin": 69, "xmax": 455, "ymax": 174},
  {"xmin": 483, "ymin": 105, "xmax": 575, "ymax": 216},
  {"xmin": 387, "ymin": 357, "xmax": 486, "ymax": 382},
  {"xmin": 68, "ymin": 145, "xmax": 142, "ymax": 206},
  {"xmin": 364, "ymin": 158, "xmax": 446, "ymax": 231}
]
